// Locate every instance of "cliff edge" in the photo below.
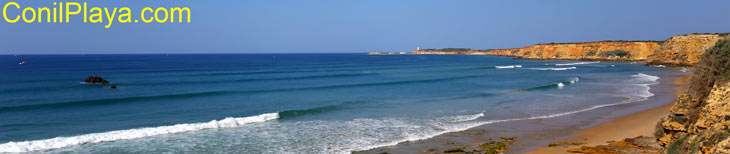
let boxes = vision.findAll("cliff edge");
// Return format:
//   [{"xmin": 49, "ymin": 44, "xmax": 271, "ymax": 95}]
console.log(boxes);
[
  {"xmin": 648, "ymin": 34, "xmax": 729, "ymax": 66},
  {"xmin": 488, "ymin": 41, "xmax": 661, "ymax": 61},
  {"xmin": 656, "ymin": 38, "xmax": 730, "ymax": 154},
  {"xmin": 484, "ymin": 33, "xmax": 728, "ymax": 66}
]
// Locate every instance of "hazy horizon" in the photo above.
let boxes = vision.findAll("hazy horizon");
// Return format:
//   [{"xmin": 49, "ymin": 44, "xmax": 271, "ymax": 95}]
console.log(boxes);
[{"xmin": 2, "ymin": 0, "xmax": 730, "ymax": 54}]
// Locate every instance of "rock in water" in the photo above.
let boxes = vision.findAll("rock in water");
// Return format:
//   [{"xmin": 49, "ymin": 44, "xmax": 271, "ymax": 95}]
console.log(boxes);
[
  {"xmin": 84, "ymin": 76, "xmax": 110, "ymax": 84},
  {"xmin": 111, "ymin": 85, "xmax": 117, "ymax": 89}
]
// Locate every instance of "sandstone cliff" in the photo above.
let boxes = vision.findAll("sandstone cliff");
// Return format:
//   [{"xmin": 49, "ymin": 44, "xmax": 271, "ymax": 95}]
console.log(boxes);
[
  {"xmin": 487, "ymin": 41, "xmax": 662, "ymax": 60},
  {"xmin": 648, "ymin": 34, "xmax": 729, "ymax": 66},
  {"xmin": 656, "ymin": 38, "xmax": 730, "ymax": 154},
  {"xmin": 486, "ymin": 33, "xmax": 728, "ymax": 65},
  {"xmin": 372, "ymin": 33, "xmax": 728, "ymax": 66}
]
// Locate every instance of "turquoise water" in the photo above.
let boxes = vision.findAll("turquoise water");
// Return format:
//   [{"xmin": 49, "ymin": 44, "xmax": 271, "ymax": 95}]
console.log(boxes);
[{"xmin": 0, "ymin": 54, "xmax": 669, "ymax": 153}]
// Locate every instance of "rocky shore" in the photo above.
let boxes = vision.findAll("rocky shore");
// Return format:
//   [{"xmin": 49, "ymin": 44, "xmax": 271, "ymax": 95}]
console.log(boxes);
[{"xmin": 535, "ymin": 37, "xmax": 730, "ymax": 154}]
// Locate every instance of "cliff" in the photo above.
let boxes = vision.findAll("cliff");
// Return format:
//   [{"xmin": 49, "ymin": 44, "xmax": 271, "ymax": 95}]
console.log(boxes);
[
  {"xmin": 648, "ymin": 33, "xmax": 729, "ymax": 66},
  {"xmin": 487, "ymin": 41, "xmax": 662, "ymax": 60},
  {"xmin": 656, "ymin": 38, "xmax": 730, "ymax": 154},
  {"xmin": 370, "ymin": 33, "xmax": 728, "ymax": 66}
]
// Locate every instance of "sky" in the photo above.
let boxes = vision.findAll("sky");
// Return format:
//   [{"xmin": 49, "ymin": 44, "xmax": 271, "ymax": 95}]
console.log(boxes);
[{"xmin": 1, "ymin": 0, "xmax": 729, "ymax": 54}]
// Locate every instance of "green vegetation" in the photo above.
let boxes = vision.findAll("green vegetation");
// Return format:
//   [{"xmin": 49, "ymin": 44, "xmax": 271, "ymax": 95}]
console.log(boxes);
[
  {"xmin": 671, "ymin": 115, "xmax": 687, "ymax": 123},
  {"xmin": 510, "ymin": 50, "xmax": 520, "ymax": 55},
  {"xmin": 499, "ymin": 137, "xmax": 515, "ymax": 143},
  {"xmin": 685, "ymin": 32, "xmax": 730, "ymax": 37},
  {"xmin": 479, "ymin": 141, "xmax": 507, "ymax": 154},
  {"xmin": 522, "ymin": 52, "xmax": 531, "ymax": 56},
  {"xmin": 586, "ymin": 51, "xmax": 597, "ymax": 56},
  {"xmin": 444, "ymin": 148, "xmax": 465, "ymax": 153},
  {"xmin": 673, "ymin": 54, "xmax": 689, "ymax": 61},
  {"xmin": 601, "ymin": 50, "xmax": 630, "ymax": 58},
  {"xmin": 708, "ymin": 132, "xmax": 728, "ymax": 146},
  {"xmin": 666, "ymin": 135, "xmax": 689, "ymax": 154},
  {"xmin": 535, "ymin": 52, "xmax": 543, "ymax": 57},
  {"xmin": 689, "ymin": 38, "xmax": 730, "ymax": 100}
]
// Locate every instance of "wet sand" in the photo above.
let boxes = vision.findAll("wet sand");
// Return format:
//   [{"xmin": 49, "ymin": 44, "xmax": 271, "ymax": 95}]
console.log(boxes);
[
  {"xmin": 525, "ymin": 73, "xmax": 689, "ymax": 154},
  {"xmin": 357, "ymin": 69, "xmax": 689, "ymax": 154}
]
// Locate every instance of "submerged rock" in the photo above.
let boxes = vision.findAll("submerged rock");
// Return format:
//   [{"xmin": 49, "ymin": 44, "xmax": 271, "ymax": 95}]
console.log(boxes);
[{"xmin": 84, "ymin": 76, "xmax": 110, "ymax": 84}]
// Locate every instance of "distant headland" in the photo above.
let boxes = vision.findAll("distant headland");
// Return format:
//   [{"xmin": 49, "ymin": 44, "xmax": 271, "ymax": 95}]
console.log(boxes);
[{"xmin": 370, "ymin": 33, "xmax": 729, "ymax": 66}]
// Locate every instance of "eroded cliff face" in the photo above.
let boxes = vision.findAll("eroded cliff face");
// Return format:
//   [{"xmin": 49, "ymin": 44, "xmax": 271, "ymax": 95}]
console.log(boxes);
[
  {"xmin": 658, "ymin": 82, "xmax": 730, "ymax": 154},
  {"xmin": 487, "ymin": 41, "xmax": 662, "ymax": 60},
  {"xmin": 648, "ymin": 34, "xmax": 728, "ymax": 66},
  {"xmin": 656, "ymin": 38, "xmax": 730, "ymax": 154}
]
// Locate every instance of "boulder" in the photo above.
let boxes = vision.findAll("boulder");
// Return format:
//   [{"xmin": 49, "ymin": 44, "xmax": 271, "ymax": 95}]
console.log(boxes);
[{"xmin": 85, "ymin": 76, "xmax": 110, "ymax": 84}]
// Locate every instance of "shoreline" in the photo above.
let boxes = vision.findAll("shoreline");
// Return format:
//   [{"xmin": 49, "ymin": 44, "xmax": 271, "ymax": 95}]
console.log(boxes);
[
  {"xmin": 525, "ymin": 72, "xmax": 690, "ymax": 154},
  {"xmin": 358, "ymin": 67, "xmax": 689, "ymax": 154}
]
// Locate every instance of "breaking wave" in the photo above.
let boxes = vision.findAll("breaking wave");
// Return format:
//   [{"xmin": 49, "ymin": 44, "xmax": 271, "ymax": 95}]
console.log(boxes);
[
  {"xmin": 519, "ymin": 77, "xmax": 580, "ymax": 91},
  {"xmin": 555, "ymin": 61, "xmax": 600, "ymax": 66},
  {"xmin": 0, "ymin": 113, "xmax": 280, "ymax": 153},
  {"xmin": 495, "ymin": 65, "xmax": 522, "ymax": 69},
  {"xmin": 528, "ymin": 67, "xmax": 577, "ymax": 71}
]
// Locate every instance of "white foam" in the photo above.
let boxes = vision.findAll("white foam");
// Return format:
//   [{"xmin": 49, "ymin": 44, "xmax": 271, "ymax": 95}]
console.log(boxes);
[
  {"xmin": 569, "ymin": 77, "xmax": 580, "ymax": 83},
  {"xmin": 0, "ymin": 113, "xmax": 280, "ymax": 153},
  {"xmin": 628, "ymin": 73, "xmax": 660, "ymax": 98},
  {"xmin": 555, "ymin": 61, "xmax": 600, "ymax": 66},
  {"xmin": 495, "ymin": 65, "xmax": 518, "ymax": 69},
  {"xmin": 632, "ymin": 73, "xmax": 660, "ymax": 83},
  {"xmin": 451, "ymin": 113, "xmax": 485, "ymax": 122},
  {"xmin": 352, "ymin": 95, "xmax": 652, "ymax": 153},
  {"xmin": 652, "ymin": 65, "xmax": 666, "ymax": 68},
  {"xmin": 353, "ymin": 74, "xmax": 659, "ymax": 153},
  {"xmin": 557, "ymin": 83, "xmax": 565, "ymax": 87},
  {"xmin": 529, "ymin": 67, "xmax": 577, "ymax": 71},
  {"xmin": 680, "ymin": 67, "xmax": 689, "ymax": 72}
]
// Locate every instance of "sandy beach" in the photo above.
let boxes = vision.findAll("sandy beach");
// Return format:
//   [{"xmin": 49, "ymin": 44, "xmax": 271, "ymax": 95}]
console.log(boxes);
[
  {"xmin": 524, "ymin": 103, "xmax": 672, "ymax": 154},
  {"xmin": 525, "ymin": 73, "xmax": 689, "ymax": 154},
  {"xmin": 359, "ymin": 68, "xmax": 689, "ymax": 154}
]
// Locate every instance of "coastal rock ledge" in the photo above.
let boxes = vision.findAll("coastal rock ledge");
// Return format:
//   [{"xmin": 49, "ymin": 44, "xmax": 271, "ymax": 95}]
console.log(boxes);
[{"xmin": 84, "ymin": 76, "xmax": 111, "ymax": 84}]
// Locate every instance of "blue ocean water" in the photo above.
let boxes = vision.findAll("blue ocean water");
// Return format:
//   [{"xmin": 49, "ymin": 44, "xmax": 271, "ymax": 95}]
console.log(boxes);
[{"xmin": 0, "ymin": 54, "xmax": 669, "ymax": 153}]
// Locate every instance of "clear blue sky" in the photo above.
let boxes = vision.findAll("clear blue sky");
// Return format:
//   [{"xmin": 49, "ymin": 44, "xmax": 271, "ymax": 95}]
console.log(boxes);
[{"xmin": 1, "ymin": 0, "xmax": 729, "ymax": 54}]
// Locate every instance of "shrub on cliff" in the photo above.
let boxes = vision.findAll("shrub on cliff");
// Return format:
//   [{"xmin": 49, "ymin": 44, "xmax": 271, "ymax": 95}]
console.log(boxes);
[
  {"xmin": 586, "ymin": 51, "xmax": 597, "ymax": 57},
  {"xmin": 601, "ymin": 50, "xmax": 630, "ymax": 58},
  {"xmin": 522, "ymin": 52, "xmax": 531, "ymax": 56},
  {"xmin": 689, "ymin": 38, "xmax": 730, "ymax": 100}
]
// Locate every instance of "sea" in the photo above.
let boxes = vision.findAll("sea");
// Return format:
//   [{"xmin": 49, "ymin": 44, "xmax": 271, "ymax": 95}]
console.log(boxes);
[{"xmin": 0, "ymin": 54, "xmax": 675, "ymax": 153}]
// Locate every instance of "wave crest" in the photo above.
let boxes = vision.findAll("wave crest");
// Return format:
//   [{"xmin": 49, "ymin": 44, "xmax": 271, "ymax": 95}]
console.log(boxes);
[
  {"xmin": 495, "ymin": 65, "xmax": 522, "ymax": 69},
  {"xmin": 528, "ymin": 67, "xmax": 576, "ymax": 71},
  {"xmin": 0, "ymin": 113, "xmax": 280, "ymax": 153},
  {"xmin": 555, "ymin": 61, "xmax": 600, "ymax": 66}
]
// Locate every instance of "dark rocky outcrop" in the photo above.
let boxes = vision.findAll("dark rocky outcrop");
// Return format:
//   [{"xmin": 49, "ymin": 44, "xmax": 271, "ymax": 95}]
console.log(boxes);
[{"xmin": 84, "ymin": 76, "xmax": 110, "ymax": 84}]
